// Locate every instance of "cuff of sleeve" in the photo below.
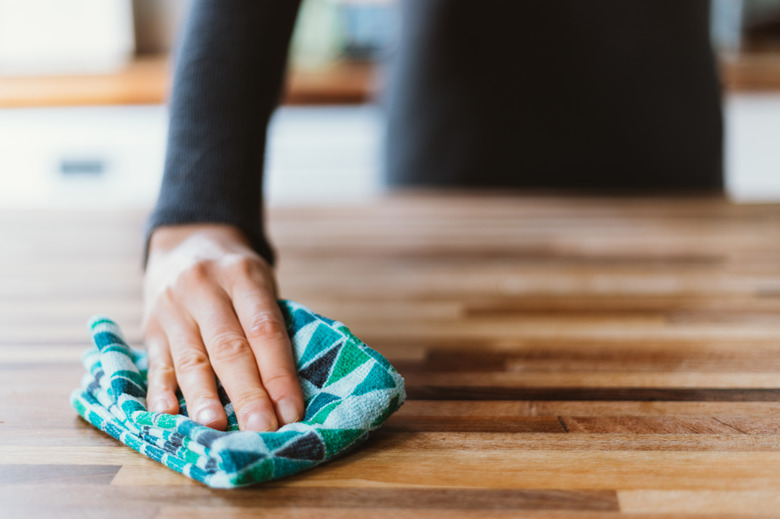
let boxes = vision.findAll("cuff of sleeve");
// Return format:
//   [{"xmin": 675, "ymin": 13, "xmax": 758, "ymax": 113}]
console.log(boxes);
[{"xmin": 141, "ymin": 211, "xmax": 277, "ymax": 272}]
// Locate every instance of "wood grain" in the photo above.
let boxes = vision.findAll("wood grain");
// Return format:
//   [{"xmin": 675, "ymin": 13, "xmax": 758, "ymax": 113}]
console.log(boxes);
[{"xmin": 2, "ymin": 193, "xmax": 780, "ymax": 517}]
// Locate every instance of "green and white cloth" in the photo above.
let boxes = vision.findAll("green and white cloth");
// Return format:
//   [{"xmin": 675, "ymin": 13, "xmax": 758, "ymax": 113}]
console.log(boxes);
[{"xmin": 70, "ymin": 300, "xmax": 405, "ymax": 488}]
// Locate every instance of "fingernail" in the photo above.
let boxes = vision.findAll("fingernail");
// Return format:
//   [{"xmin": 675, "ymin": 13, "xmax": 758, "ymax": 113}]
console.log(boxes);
[
  {"xmin": 278, "ymin": 398, "xmax": 301, "ymax": 425},
  {"xmin": 196, "ymin": 408, "xmax": 220, "ymax": 427},
  {"xmin": 245, "ymin": 411, "xmax": 275, "ymax": 432},
  {"xmin": 151, "ymin": 398, "xmax": 171, "ymax": 413}
]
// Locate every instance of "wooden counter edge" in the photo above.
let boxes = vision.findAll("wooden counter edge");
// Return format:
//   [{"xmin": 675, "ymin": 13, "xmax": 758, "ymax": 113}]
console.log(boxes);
[
  {"xmin": 1, "ymin": 52, "xmax": 778, "ymax": 109},
  {"xmin": 0, "ymin": 55, "xmax": 376, "ymax": 109}
]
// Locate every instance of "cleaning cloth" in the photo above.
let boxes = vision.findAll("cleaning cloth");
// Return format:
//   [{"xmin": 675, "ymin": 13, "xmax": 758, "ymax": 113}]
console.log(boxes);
[{"xmin": 70, "ymin": 299, "xmax": 405, "ymax": 488}]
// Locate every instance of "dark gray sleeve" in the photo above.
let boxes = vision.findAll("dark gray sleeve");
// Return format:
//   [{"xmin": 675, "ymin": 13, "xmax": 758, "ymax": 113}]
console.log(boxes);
[{"xmin": 143, "ymin": 0, "xmax": 302, "ymax": 268}]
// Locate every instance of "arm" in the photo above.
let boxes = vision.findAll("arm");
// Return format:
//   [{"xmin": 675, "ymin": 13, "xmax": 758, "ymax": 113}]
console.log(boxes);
[
  {"xmin": 145, "ymin": 0, "xmax": 301, "ymax": 264},
  {"xmin": 142, "ymin": 0, "xmax": 303, "ymax": 432}
]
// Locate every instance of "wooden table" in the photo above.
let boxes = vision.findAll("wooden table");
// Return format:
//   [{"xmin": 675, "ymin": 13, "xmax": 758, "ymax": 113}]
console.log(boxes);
[{"xmin": 3, "ymin": 192, "xmax": 780, "ymax": 517}]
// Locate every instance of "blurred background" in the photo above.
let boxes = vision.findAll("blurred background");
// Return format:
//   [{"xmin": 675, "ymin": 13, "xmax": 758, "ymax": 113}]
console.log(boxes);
[{"xmin": 0, "ymin": 0, "xmax": 779, "ymax": 210}]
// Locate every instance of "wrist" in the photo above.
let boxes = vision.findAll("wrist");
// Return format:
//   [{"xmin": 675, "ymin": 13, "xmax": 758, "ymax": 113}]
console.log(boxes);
[{"xmin": 148, "ymin": 223, "xmax": 253, "ymax": 255}]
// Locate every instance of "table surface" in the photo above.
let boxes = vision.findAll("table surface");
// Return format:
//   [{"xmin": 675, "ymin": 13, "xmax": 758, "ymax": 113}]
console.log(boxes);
[{"xmin": 2, "ymin": 192, "xmax": 780, "ymax": 517}]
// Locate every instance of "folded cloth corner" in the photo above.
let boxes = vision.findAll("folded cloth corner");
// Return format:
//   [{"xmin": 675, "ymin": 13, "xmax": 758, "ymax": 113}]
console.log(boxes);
[{"xmin": 70, "ymin": 299, "xmax": 405, "ymax": 488}]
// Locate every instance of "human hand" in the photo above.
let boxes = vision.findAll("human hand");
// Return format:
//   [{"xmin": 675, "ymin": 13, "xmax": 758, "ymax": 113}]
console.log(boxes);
[{"xmin": 142, "ymin": 223, "xmax": 303, "ymax": 432}]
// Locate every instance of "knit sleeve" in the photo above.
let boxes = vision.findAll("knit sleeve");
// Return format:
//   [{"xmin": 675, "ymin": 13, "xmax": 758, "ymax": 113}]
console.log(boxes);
[{"xmin": 142, "ymin": 0, "xmax": 302, "ymax": 269}]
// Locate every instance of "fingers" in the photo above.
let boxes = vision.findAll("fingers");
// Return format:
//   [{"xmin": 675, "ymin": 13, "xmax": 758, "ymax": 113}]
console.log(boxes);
[
  {"xmin": 185, "ymin": 284, "xmax": 281, "ymax": 432},
  {"xmin": 143, "ymin": 226, "xmax": 304, "ymax": 433},
  {"xmin": 145, "ymin": 330, "xmax": 180, "ymax": 415},
  {"xmin": 157, "ymin": 308, "xmax": 228, "ymax": 431},
  {"xmin": 232, "ymin": 287, "xmax": 304, "ymax": 426}
]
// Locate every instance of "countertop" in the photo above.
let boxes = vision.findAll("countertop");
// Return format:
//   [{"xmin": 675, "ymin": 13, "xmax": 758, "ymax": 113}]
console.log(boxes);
[
  {"xmin": 0, "ymin": 56, "xmax": 376, "ymax": 108},
  {"xmin": 1, "ymin": 52, "xmax": 779, "ymax": 109},
  {"xmin": 2, "ymin": 192, "xmax": 780, "ymax": 517}
]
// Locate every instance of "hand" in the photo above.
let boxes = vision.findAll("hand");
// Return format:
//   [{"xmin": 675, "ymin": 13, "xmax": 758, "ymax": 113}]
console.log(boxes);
[{"xmin": 142, "ymin": 223, "xmax": 303, "ymax": 432}]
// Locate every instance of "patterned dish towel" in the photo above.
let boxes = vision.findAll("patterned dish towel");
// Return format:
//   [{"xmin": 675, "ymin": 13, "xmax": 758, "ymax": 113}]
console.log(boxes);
[{"xmin": 70, "ymin": 299, "xmax": 405, "ymax": 488}]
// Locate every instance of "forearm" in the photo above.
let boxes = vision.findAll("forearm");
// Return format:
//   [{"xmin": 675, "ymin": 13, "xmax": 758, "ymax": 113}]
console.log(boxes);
[{"xmin": 144, "ymin": 0, "xmax": 302, "ymax": 269}]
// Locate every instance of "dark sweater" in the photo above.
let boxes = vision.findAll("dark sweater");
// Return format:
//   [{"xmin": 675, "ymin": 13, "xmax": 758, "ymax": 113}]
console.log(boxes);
[{"xmin": 145, "ymin": 0, "xmax": 723, "ymax": 267}]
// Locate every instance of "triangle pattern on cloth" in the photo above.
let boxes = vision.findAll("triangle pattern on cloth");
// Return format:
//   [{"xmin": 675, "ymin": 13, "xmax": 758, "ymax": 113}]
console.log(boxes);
[
  {"xmin": 287, "ymin": 306, "xmax": 318, "ymax": 333},
  {"xmin": 297, "ymin": 323, "xmax": 345, "ymax": 368},
  {"xmin": 299, "ymin": 342, "xmax": 342, "ymax": 388},
  {"xmin": 259, "ymin": 430, "xmax": 300, "ymax": 452},
  {"xmin": 318, "ymin": 428, "xmax": 366, "ymax": 457},
  {"xmin": 234, "ymin": 458, "xmax": 273, "ymax": 486},
  {"xmin": 220, "ymin": 449, "xmax": 270, "ymax": 474},
  {"xmin": 308, "ymin": 400, "xmax": 342, "ymax": 425},
  {"xmin": 194, "ymin": 429, "xmax": 227, "ymax": 449},
  {"xmin": 325, "ymin": 338, "xmax": 372, "ymax": 388},
  {"xmin": 304, "ymin": 392, "xmax": 341, "ymax": 421},
  {"xmin": 304, "ymin": 360, "xmax": 370, "ymax": 401},
  {"xmin": 274, "ymin": 431, "xmax": 325, "ymax": 461},
  {"xmin": 352, "ymin": 363, "xmax": 397, "ymax": 396}
]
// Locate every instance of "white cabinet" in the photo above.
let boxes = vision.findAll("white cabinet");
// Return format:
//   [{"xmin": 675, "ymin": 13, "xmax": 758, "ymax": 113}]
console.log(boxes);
[
  {"xmin": 0, "ymin": 104, "xmax": 383, "ymax": 209},
  {"xmin": 0, "ymin": 105, "xmax": 167, "ymax": 208},
  {"xmin": 0, "ymin": 99, "xmax": 776, "ymax": 209}
]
